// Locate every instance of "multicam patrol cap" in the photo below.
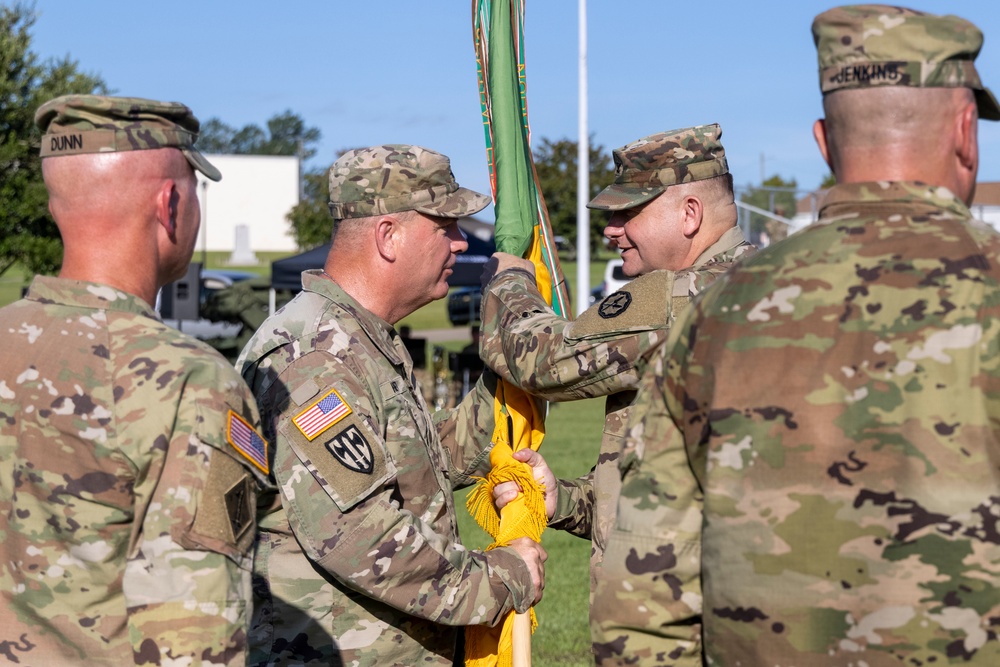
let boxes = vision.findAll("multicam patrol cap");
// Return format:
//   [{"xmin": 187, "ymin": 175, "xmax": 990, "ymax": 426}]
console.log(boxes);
[
  {"xmin": 328, "ymin": 144, "xmax": 490, "ymax": 219},
  {"xmin": 34, "ymin": 94, "xmax": 222, "ymax": 181},
  {"xmin": 587, "ymin": 124, "xmax": 728, "ymax": 211},
  {"xmin": 812, "ymin": 5, "xmax": 1000, "ymax": 121}
]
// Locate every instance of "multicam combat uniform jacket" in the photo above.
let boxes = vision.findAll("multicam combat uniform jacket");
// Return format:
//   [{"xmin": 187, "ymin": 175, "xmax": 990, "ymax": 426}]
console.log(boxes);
[
  {"xmin": 237, "ymin": 270, "xmax": 535, "ymax": 666},
  {"xmin": 594, "ymin": 182, "xmax": 1000, "ymax": 665},
  {"xmin": 0, "ymin": 277, "xmax": 269, "ymax": 666},
  {"xmin": 480, "ymin": 227, "xmax": 752, "ymax": 582}
]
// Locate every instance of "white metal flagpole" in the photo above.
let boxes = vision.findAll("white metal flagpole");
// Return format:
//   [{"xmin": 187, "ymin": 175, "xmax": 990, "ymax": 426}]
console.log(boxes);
[{"xmin": 575, "ymin": 0, "xmax": 590, "ymax": 316}]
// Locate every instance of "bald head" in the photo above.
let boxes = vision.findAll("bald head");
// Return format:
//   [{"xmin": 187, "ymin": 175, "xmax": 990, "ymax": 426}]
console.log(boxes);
[
  {"xmin": 43, "ymin": 147, "xmax": 192, "ymax": 229},
  {"xmin": 43, "ymin": 147, "xmax": 201, "ymax": 303},
  {"xmin": 816, "ymin": 87, "xmax": 980, "ymax": 202}
]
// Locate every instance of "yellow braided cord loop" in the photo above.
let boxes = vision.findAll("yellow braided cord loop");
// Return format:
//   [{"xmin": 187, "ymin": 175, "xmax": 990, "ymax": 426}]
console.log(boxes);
[{"xmin": 464, "ymin": 380, "xmax": 547, "ymax": 666}]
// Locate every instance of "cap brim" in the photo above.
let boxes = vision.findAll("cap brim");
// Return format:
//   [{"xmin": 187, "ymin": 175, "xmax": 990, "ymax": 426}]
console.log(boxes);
[
  {"xmin": 413, "ymin": 187, "xmax": 491, "ymax": 218},
  {"xmin": 976, "ymin": 87, "xmax": 1000, "ymax": 121},
  {"xmin": 587, "ymin": 184, "xmax": 664, "ymax": 211},
  {"xmin": 183, "ymin": 147, "xmax": 222, "ymax": 182}
]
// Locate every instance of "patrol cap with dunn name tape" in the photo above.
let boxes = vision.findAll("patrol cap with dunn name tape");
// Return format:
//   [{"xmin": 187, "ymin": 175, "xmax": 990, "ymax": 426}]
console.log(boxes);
[
  {"xmin": 328, "ymin": 144, "xmax": 490, "ymax": 220},
  {"xmin": 34, "ymin": 94, "xmax": 222, "ymax": 181},
  {"xmin": 588, "ymin": 124, "xmax": 729, "ymax": 211},
  {"xmin": 812, "ymin": 5, "xmax": 1000, "ymax": 121}
]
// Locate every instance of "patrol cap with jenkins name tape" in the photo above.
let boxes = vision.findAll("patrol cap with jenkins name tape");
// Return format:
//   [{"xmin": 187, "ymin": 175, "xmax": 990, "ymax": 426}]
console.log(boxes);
[
  {"xmin": 588, "ymin": 124, "xmax": 728, "ymax": 211},
  {"xmin": 328, "ymin": 144, "xmax": 490, "ymax": 219},
  {"xmin": 34, "ymin": 94, "xmax": 222, "ymax": 181},
  {"xmin": 812, "ymin": 5, "xmax": 1000, "ymax": 120}
]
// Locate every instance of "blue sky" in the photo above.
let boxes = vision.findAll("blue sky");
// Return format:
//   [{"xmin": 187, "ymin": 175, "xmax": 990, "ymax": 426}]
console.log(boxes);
[{"xmin": 29, "ymin": 1, "xmax": 1000, "ymax": 199}]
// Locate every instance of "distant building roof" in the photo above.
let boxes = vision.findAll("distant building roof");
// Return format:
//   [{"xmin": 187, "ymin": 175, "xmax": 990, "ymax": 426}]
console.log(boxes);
[{"xmin": 973, "ymin": 181, "xmax": 1000, "ymax": 207}]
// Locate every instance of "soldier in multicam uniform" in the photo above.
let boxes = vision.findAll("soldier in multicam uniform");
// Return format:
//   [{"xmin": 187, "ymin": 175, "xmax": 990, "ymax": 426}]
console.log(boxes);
[
  {"xmin": 0, "ymin": 96, "xmax": 271, "ymax": 665},
  {"xmin": 482, "ymin": 125, "xmax": 753, "ymax": 649},
  {"xmin": 237, "ymin": 145, "xmax": 546, "ymax": 666},
  {"xmin": 592, "ymin": 5, "xmax": 1000, "ymax": 666}
]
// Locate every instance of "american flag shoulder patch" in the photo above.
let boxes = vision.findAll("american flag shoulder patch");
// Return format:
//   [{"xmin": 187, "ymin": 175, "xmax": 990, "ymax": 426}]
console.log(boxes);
[
  {"xmin": 226, "ymin": 410, "xmax": 269, "ymax": 474},
  {"xmin": 293, "ymin": 388, "xmax": 353, "ymax": 441}
]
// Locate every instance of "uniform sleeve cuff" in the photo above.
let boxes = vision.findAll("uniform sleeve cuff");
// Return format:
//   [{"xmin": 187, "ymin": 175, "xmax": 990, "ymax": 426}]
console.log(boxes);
[{"xmin": 488, "ymin": 545, "xmax": 537, "ymax": 615}]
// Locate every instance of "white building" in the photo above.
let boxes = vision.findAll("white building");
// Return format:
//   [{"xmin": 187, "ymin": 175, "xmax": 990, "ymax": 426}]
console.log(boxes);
[{"xmin": 195, "ymin": 154, "xmax": 300, "ymax": 254}]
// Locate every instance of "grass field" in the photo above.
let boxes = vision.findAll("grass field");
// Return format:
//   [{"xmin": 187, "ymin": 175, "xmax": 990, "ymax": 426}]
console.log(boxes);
[{"xmin": 455, "ymin": 398, "xmax": 604, "ymax": 666}]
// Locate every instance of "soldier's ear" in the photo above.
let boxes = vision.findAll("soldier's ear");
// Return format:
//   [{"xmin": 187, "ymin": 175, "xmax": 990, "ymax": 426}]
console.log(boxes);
[
  {"xmin": 374, "ymin": 215, "xmax": 399, "ymax": 261},
  {"xmin": 953, "ymin": 97, "xmax": 979, "ymax": 205},
  {"xmin": 155, "ymin": 179, "xmax": 178, "ymax": 240},
  {"xmin": 681, "ymin": 195, "xmax": 703, "ymax": 237},
  {"xmin": 813, "ymin": 118, "xmax": 833, "ymax": 172},
  {"xmin": 955, "ymin": 98, "xmax": 978, "ymax": 172}
]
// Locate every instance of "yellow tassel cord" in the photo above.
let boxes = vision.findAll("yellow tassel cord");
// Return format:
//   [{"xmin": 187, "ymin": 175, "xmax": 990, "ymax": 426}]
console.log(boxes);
[{"xmin": 463, "ymin": 379, "xmax": 548, "ymax": 667}]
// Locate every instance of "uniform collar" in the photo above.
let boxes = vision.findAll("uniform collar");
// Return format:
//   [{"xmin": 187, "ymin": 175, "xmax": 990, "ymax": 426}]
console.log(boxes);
[
  {"xmin": 300, "ymin": 269, "xmax": 408, "ymax": 367},
  {"xmin": 26, "ymin": 275, "xmax": 160, "ymax": 318},
  {"xmin": 819, "ymin": 181, "xmax": 972, "ymax": 220},
  {"xmin": 693, "ymin": 225, "xmax": 748, "ymax": 267}
]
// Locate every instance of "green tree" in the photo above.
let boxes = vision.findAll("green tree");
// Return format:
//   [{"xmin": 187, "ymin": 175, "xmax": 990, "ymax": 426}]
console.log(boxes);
[
  {"xmin": 286, "ymin": 146, "xmax": 367, "ymax": 250},
  {"xmin": 285, "ymin": 168, "xmax": 331, "ymax": 249},
  {"xmin": 0, "ymin": 3, "xmax": 105, "ymax": 278},
  {"xmin": 196, "ymin": 110, "xmax": 321, "ymax": 161},
  {"xmin": 532, "ymin": 137, "xmax": 614, "ymax": 253},
  {"xmin": 740, "ymin": 174, "xmax": 799, "ymax": 240}
]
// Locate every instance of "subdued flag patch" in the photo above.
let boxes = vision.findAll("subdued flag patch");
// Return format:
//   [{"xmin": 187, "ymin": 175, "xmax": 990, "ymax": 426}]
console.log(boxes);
[
  {"xmin": 227, "ymin": 410, "xmax": 269, "ymax": 474},
  {"xmin": 293, "ymin": 388, "xmax": 352, "ymax": 440}
]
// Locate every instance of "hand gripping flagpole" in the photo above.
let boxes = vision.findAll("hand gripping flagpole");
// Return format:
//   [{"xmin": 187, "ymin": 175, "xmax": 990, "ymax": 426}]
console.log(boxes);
[{"xmin": 465, "ymin": 1, "xmax": 572, "ymax": 666}]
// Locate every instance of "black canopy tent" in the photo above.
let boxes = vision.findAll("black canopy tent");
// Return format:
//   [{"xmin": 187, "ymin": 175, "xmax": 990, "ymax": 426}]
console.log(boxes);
[
  {"xmin": 270, "ymin": 224, "xmax": 496, "ymax": 292},
  {"xmin": 270, "ymin": 242, "xmax": 331, "ymax": 291}
]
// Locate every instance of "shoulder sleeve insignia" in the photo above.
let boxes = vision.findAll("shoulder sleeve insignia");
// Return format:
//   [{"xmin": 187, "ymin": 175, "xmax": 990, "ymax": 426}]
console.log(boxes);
[
  {"xmin": 325, "ymin": 424, "xmax": 374, "ymax": 474},
  {"xmin": 568, "ymin": 271, "xmax": 672, "ymax": 341},
  {"xmin": 226, "ymin": 410, "xmax": 269, "ymax": 474},
  {"xmin": 598, "ymin": 291, "xmax": 633, "ymax": 319},
  {"xmin": 292, "ymin": 387, "xmax": 353, "ymax": 441}
]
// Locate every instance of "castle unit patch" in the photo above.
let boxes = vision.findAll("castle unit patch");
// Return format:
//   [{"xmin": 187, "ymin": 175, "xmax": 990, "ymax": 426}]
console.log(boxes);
[{"xmin": 325, "ymin": 424, "xmax": 374, "ymax": 474}]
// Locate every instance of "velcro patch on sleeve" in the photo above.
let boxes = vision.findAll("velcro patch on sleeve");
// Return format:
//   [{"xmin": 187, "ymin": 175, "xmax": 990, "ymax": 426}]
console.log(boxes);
[
  {"xmin": 568, "ymin": 270, "xmax": 674, "ymax": 340},
  {"xmin": 224, "ymin": 475, "xmax": 256, "ymax": 544},
  {"xmin": 283, "ymin": 414, "xmax": 395, "ymax": 512},
  {"xmin": 180, "ymin": 449, "xmax": 258, "ymax": 561},
  {"xmin": 226, "ymin": 410, "xmax": 269, "ymax": 474},
  {"xmin": 292, "ymin": 388, "xmax": 352, "ymax": 440}
]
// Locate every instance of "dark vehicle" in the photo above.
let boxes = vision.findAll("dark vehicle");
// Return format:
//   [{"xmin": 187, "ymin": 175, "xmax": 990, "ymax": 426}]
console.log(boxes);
[
  {"xmin": 589, "ymin": 285, "xmax": 604, "ymax": 305},
  {"xmin": 585, "ymin": 258, "xmax": 633, "ymax": 306},
  {"xmin": 447, "ymin": 287, "xmax": 482, "ymax": 326}
]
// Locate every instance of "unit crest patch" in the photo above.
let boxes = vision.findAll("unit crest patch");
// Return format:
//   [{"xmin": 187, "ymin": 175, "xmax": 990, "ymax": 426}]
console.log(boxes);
[
  {"xmin": 326, "ymin": 424, "xmax": 374, "ymax": 474},
  {"xmin": 293, "ymin": 388, "xmax": 352, "ymax": 440},
  {"xmin": 599, "ymin": 291, "xmax": 632, "ymax": 319}
]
